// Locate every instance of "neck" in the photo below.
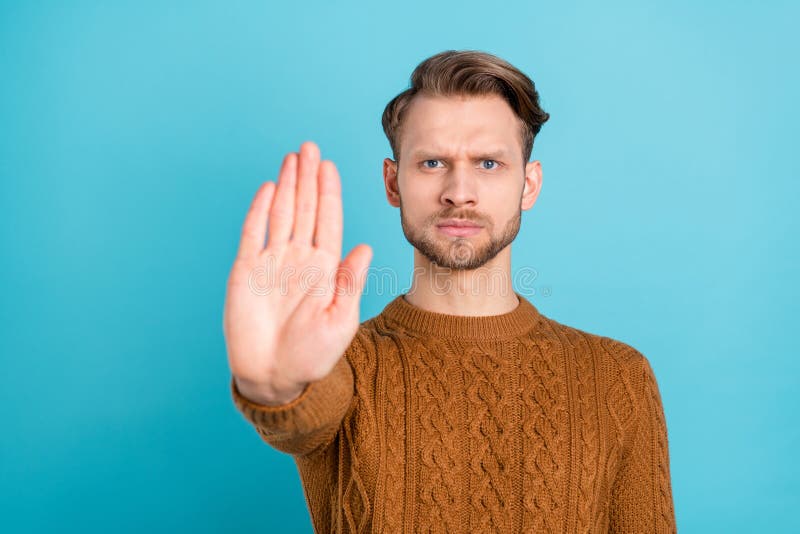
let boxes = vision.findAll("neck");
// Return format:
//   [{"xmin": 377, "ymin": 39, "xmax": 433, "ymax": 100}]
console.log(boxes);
[{"xmin": 405, "ymin": 246, "xmax": 518, "ymax": 316}]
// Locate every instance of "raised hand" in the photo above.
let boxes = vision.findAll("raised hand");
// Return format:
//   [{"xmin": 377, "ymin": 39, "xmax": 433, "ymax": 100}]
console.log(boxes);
[{"xmin": 222, "ymin": 141, "xmax": 372, "ymax": 405}]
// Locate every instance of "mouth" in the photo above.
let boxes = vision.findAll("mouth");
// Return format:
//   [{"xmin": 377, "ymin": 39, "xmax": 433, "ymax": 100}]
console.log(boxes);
[{"xmin": 436, "ymin": 218, "xmax": 483, "ymax": 237}]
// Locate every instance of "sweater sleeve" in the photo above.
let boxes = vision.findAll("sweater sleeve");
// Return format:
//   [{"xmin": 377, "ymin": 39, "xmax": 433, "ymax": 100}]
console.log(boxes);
[
  {"xmin": 609, "ymin": 350, "xmax": 677, "ymax": 533},
  {"xmin": 230, "ymin": 353, "xmax": 354, "ymax": 457}
]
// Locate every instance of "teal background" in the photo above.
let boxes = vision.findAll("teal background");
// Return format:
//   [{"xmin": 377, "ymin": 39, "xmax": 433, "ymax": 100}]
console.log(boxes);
[{"xmin": 1, "ymin": 1, "xmax": 797, "ymax": 532}]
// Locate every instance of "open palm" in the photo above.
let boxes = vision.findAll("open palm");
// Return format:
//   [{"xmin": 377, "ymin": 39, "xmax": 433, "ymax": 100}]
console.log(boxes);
[{"xmin": 223, "ymin": 141, "xmax": 372, "ymax": 405}]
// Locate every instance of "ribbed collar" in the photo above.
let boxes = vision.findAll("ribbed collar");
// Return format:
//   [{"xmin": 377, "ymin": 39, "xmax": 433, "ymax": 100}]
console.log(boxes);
[{"xmin": 380, "ymin": 291, "xmax": 543, "ymax": 341}]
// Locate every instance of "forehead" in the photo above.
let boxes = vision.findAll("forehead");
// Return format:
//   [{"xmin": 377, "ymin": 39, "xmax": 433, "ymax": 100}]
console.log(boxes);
[{"xmin": 400, "ymin": 93, "xmax": 522, "ymax": 158}]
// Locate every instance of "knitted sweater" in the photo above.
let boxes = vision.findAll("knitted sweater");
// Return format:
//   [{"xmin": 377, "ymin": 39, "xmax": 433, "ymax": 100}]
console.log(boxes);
[{"xmin": 231, "ymin": 292, "xmax": 677, "ymax": 533}]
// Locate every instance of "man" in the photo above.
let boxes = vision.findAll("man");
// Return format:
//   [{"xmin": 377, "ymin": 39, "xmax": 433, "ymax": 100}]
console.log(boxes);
[{"xmin": 223, "ymin": 49, "xmax": 677, "ymax": 533}]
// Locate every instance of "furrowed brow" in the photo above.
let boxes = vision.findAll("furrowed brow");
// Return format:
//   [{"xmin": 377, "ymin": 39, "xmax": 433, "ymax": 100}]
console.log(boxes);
[{"xmin": 411, "ymin": 149, "xmax": 510, "ymax": 160}]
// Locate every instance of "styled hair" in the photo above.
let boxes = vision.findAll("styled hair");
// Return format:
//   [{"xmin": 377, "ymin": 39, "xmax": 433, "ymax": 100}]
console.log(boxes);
[{"xmin": 381, "ymin": 49, "xmax": 550, "ymax": 165}]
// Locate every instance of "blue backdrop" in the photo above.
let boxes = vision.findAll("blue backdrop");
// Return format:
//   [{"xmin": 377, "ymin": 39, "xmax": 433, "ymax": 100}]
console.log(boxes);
[{"xmin": 1, "ymin": 1, "xmax": 797, "ymax": 532}]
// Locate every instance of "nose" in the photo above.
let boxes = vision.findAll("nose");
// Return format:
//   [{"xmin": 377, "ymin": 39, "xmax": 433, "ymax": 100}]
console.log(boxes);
[{"xmin": 440, "ymin": 164, "xmax": 478, "ymax": 207}]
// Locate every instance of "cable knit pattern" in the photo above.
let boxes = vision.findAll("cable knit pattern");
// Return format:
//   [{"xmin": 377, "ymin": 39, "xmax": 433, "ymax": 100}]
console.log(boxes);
[
  {"xmin": 231, "ymin": 292, "xmax": 677, "ymax": 533},
  {"xmin": 462, "ymin": 341, "xmax": 515, "ymax": 532},
  {"xmin": 372, "ymin": 330, "xmax": 406, "ymax": 531},
  {"xmin": 341, "ymin": 333, "xmax": 376, "ymax": 533},
  {"xmin": 412, "ymin": 336, "xmax": 465, "ymax": 532},
  {"xmin": 516, "ymin": 334, "xmax": 568, "ymax": 533}
]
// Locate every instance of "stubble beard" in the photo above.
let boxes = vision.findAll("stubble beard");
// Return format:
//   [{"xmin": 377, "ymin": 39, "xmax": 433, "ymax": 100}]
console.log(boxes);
[{"xmin": 399, "ymin": 197, "xmax": 522, "ymax": 271}]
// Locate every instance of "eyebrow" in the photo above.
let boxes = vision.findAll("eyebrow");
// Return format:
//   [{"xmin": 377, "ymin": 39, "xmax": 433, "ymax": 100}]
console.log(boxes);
[{"xmin": 410, "ymin": 148, "xmax": 510, "ymax": 160}]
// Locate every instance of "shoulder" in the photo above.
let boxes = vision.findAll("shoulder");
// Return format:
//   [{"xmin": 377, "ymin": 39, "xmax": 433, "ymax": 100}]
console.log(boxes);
[
  {"xmin": 535, "ymin": 315, "xmax": 653, "ymax": 393},
  {"xmin": 342, "ymin": 315, "xmax": 397, "ymax": 370},
  {"xmin": 537, "ymin": 317, "xmax": 661, "ymax": 437}
]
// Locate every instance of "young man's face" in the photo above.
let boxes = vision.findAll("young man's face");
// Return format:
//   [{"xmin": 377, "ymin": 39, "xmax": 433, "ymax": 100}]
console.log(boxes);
[{"xmin": 383, "ymin": 93, "xmax": 542, "ymax": 271}]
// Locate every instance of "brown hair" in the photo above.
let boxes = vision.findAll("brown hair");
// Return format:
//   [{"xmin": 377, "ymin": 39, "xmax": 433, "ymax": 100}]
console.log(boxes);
[{"xmin": 381, "ymin": 49, "xmax": 550, "ymax": 165}]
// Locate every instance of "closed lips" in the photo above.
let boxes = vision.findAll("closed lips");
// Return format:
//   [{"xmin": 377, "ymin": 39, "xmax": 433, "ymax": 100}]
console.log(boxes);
[{"xmin": 437, "ymin": 219, "xmax": 482, "ymax": 228}]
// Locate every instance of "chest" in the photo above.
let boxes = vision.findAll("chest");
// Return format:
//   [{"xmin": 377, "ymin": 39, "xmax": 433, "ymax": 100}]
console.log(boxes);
[{"xmin": 343, "ymin": 345, "xmax": 629, "ymax": 532}]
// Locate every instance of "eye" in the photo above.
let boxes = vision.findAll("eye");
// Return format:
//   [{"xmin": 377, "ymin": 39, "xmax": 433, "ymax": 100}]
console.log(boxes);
[
  {"xmin": 422, "ymin": 159, "xmax": 442, "ymax": 169},
  {"xmin": 482, "ymin": 160, "xmax": 500, "ymax": 170}
]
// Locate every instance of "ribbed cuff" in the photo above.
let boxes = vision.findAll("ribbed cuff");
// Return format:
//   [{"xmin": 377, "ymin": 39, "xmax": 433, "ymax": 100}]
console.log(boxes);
[{"xmin": 231, "ymin": 355, "xmax": 354, "ymax": 440}]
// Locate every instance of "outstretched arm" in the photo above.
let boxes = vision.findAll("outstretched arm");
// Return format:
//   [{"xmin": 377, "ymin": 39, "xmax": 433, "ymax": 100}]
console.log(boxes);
[{"xmin": 222, "ymin": 141, "xmax": 371, "ymax": 456}]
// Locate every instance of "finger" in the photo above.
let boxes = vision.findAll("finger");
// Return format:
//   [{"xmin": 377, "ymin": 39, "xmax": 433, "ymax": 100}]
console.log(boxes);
[
  {"xmin": 292, "ymin": 141, "xmax": 320, "ymax": 245},
  {"xmin": 236, "ymin": 180, "xmax": 276, "ymax": 261},
  {"xmin": 266, "ymin": 152, "xmax": 298, "ymax": 249},
  {"xmin": 331, "ymin": 244, "xmax": 372, "ymax": 319},
  {"xmin": 314, "ymin": 160, "xmax": 343, "ymax": 258}
]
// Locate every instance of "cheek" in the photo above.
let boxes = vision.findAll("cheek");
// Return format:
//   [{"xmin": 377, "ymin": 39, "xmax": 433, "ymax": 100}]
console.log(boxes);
[
  {"xmin": 401, "ymin": 202, "xmax": 427, "ymax": 225},
  {"xmin": 400, "ymin": 180, "xmax": 438, "ymax": 209},
  {"xmin": 401, "ymin": 176, "xmax": 438, "ymax": 198},
  {"xmin": 480, "ymin": 198, "xmax": 519, "ymax": 228}
]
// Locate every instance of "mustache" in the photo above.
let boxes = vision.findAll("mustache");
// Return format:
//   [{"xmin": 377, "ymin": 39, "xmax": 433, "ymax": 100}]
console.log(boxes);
[{"xmin": 432, "ymin": 209, "xmax": 486, "ymax": 225}]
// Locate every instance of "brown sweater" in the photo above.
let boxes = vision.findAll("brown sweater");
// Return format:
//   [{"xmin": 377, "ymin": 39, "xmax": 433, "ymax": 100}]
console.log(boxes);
[{"xmin": 231, "ymin": 292, "xmax": 677, "ymax": 533}]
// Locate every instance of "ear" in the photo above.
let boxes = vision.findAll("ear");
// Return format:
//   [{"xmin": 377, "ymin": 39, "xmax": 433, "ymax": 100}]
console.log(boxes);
[
  {"xmin": 521, "ymin": 160, "xmax": 542, "ymax": 211},
  {"xmin": 383, "ymin": 157, "xmax": 401, "ymax": 208}
]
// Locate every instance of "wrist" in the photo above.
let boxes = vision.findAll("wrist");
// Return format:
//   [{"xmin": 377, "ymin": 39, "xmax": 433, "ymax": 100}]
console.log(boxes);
[{"xmin": 233, "ymin": 375, "xmax": 307, "ymax": 406}]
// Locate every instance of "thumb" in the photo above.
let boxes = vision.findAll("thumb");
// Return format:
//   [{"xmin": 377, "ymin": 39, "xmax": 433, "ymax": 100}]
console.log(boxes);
[{"xmin": 331, "ymin": 244, "xmax": 372, "ymax": 320}]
